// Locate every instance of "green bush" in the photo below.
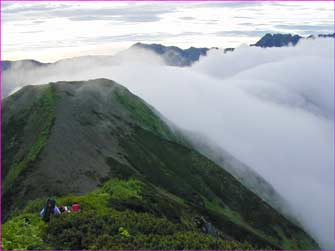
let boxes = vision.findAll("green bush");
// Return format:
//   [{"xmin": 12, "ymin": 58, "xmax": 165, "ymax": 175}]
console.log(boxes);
[
  {"xmin": 2, "ymin": 213, "xmax": 50, "ymax": 250},
  {"xmin": 2, "ymin": 178, "xmax": 257, "ymax": 250},
  {"xmin": 101, "ymin": 178, "xmax": 143, "ymax": 200},
  {"xmin": 44, "ymin": 209, "xmax": 254, "ymax": 250},
  {"xmin": 57, "ymin": 192, "xmax": 110, "ymax": 214}
]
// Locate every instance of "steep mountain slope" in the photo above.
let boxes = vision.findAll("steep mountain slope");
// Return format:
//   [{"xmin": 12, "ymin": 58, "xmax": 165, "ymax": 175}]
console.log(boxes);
[
  {"xmin": 2, "ymin": 79, "xmax": 319, "ymax": 249},
  {"xmin": 183, "ymin": 132, "xmax": 297, "ymax": 223}
]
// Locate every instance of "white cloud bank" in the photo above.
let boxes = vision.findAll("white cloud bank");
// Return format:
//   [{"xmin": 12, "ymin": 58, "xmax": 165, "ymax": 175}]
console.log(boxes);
[{"xmin": 3, "ymin": 38, "xmax": 334, "ymax": 249}]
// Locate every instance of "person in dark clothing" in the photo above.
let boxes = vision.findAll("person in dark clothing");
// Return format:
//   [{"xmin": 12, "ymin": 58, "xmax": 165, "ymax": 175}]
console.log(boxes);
[{"xmin": 40, "ymin": 199, "xmax": 61, "ymax": 222}]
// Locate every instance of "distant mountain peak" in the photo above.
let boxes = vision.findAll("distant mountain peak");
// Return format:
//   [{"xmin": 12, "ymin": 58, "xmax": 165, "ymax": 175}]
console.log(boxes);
[
  {"xmin": 317, "ymin": 33, "xmax": 335, "ymax": 38},
  {"xmin": 252, "ymin": 32, "xmax": 334, "ymax": 48},
  {"xmin": 131, "ymin": 42, "xmax": 209, "ymax": 66},
  {"xmin": 252, "ymin": 33, "xmax": 302, "ymax": 48}
]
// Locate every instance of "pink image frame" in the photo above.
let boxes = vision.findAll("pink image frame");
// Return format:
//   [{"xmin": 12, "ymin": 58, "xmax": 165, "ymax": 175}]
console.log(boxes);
[{"xmin": 0, "ymin": 0, "xmax": 333, "ymax": 250}]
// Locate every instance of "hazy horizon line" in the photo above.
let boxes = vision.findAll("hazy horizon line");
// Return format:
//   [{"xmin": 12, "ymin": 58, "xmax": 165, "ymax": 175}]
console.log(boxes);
[{"xmin": 3, "ymin": 31, "xmax": 334, "ymax": 64}]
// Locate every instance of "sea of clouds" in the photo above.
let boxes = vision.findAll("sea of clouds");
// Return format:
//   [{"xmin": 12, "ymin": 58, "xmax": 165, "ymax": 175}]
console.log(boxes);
[{"xmin": 3, "ymin": 38, "xmax": 334, "ymax": 249}]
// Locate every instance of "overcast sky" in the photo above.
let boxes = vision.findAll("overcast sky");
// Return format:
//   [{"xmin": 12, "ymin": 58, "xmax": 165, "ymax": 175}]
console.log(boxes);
[{"xmin": 1, "ymin": 1, "xmax": 334, "ymax": 62}]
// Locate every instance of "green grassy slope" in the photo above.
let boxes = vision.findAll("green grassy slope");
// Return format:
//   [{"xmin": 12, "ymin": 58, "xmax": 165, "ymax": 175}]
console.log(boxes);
[
  {"xmin": 1, "ymin": 79, "xmax": 319, "ymax": 250},
  {"xmin": 3, "ymin": 86, "xmax": 56, "ymax": 188},
  {"xmin": 3, "ymin": 178, "xmax": 256, "ymax": 250},
  {"xmin": 2, "ymin": 85, "xmax": 57, "ymax": 216}
]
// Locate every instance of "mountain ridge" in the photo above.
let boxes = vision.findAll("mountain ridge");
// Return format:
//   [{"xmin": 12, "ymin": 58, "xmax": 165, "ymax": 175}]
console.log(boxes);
[
  {"xmin": 2, "ymin": 32, "xmax": 334, "ymax": 69},
  {"xmin": 130, "ymin": 42, "xmax": 210, "ymax": 66},
  {"xmin": 2, "ymin": 78, "xmax": 320, "ymax": 250}
]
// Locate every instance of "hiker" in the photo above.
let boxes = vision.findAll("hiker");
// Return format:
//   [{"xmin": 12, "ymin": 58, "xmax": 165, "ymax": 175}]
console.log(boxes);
[
  {"xmin": 71, "ymin": 202, "xmax": 81, "ymax": 212},
  {"xmin": 40, "ymin": 199, "xmax": 61, "ymax": 222}
]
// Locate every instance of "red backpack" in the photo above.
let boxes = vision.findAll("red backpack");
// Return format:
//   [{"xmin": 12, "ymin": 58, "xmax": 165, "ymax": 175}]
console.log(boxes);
[{"xmin": 71, "ymin": 203, "xmax": 80, "ymax": 212}]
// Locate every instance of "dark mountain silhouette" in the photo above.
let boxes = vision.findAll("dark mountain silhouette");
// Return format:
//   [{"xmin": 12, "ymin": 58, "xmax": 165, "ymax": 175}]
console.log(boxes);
[
  {"xmin": 252, "ymin": 33, "xmax": 302, "ymax": 47},
  {"xmin": 2, "ymin": 32, "xmax": 333, "ymax": 73},
  {"xmin": 252, "ymin": 32, "xmax": 334, "ymax": 48},
  {"xmin": 2, "ymin": 59, "xmax": 49, "ymax": 71},
  {"xmin": 131, "ymin": 42, "xmax": 210, "ymax": 66}
]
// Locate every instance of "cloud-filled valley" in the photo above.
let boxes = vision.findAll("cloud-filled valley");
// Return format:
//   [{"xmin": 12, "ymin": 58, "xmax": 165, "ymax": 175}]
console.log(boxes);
[{"xmin": 2, "ymin": 38, "xmax": 334, "ymax": 249}]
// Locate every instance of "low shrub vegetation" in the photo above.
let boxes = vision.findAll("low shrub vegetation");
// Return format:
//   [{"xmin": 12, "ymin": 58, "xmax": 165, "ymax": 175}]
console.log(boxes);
[
  {"xmin": 2, "ymin": 178, "xmax": 257, "ymax": 250},
  {"xmin": 2, "ymin": 213, "xmax": 50, "ymax": 250}
]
